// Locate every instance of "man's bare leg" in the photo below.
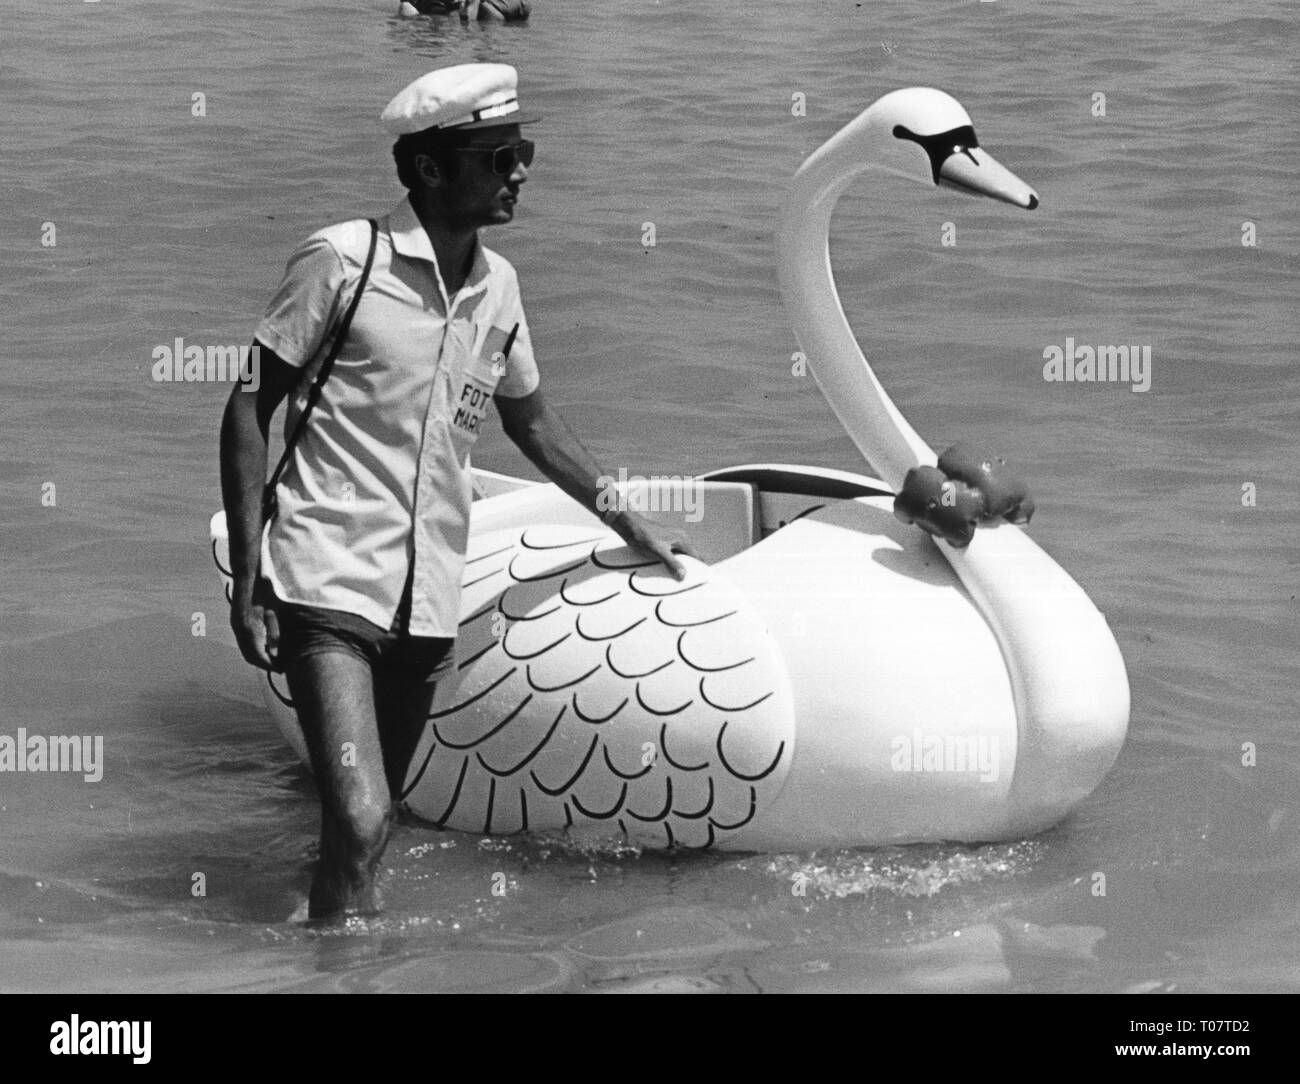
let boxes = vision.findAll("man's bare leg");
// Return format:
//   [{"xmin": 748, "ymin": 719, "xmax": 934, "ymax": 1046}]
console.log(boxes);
[
  {"xmin": 287, "ymin": 651, "xmax": 392, "ymax": 921},
  {"xmin": 375, "ymin": 669, "xmax": 440, "ymax": 800}
]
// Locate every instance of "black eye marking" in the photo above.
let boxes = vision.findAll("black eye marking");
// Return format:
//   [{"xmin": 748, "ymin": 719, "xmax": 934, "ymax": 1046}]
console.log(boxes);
[{"xmin": 893, "ymin": 124, "xmax": 981, "ymax": 183}]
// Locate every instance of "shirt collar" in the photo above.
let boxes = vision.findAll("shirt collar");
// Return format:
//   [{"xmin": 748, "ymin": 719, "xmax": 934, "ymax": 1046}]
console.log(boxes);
[{"xmin": 387, "ymin": 196, "xmax": 490, "ymax": 301}]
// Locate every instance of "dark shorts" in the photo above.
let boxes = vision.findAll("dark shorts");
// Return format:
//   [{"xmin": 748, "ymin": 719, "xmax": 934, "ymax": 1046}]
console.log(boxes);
[{"xmin": 271, "ymin": 593, "xmax": 456, "ymax": 685}]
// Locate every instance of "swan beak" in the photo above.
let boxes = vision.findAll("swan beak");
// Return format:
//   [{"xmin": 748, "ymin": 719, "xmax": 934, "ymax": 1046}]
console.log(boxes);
[{"xmin": 938, "ymin": 147, "xmax": 1039, "ymax": 209}]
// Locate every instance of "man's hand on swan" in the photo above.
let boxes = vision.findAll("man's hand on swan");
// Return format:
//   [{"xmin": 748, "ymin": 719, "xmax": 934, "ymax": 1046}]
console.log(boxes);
[{"xmin": 604, "ymin": 510, "xmax": 697, "ymax": 581}]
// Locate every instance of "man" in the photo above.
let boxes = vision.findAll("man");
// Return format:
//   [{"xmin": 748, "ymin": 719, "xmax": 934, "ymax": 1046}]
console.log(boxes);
[
  {"xmin": 398, "ymin": 1, "xmax": 530, "ymax": 21},
  {"xmin": 220, "ymin": 64, "xmax": 691, "ymax": 922}
]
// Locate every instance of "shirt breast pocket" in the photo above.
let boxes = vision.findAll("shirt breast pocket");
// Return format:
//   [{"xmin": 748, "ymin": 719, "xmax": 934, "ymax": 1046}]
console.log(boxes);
[{"xmin": 449, "ymin": 350, "xmax": 505, "ymax": 446}]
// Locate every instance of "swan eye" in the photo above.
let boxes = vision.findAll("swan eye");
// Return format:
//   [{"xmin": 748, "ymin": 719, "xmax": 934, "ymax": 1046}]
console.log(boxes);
[{"xmin": 893, "ymin": 124, "xmax": 981, "ymax": 182}]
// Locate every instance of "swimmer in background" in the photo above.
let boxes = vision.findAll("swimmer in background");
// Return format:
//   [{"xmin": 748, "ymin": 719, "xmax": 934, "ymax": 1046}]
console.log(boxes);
[{"xmin": 398, "ymin": 0, "xmax": 531, "ymax": 22}]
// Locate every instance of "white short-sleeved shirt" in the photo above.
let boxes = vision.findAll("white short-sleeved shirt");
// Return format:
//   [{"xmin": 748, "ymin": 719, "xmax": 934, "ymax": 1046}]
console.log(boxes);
[{"xmin": 256, "ymin": 197, "xmax": 540, "ymax": 637}]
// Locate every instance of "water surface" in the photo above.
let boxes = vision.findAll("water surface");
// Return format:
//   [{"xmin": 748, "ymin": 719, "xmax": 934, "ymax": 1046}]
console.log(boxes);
[{"xmin": 1, "ymin": 0, "xmax": 1297, "ymax": 992}]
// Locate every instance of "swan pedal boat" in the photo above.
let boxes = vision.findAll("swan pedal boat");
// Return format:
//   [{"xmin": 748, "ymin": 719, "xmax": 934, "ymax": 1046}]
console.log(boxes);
[{"xmin": 211, "ymin": 88, "xmax": 1129, "ymax": 853}]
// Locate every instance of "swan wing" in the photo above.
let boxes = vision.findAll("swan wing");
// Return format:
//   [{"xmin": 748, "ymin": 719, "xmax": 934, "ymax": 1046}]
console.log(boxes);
[{"xmin": 401, "ymin": 524, "xmax": 796, "ymax": 848}]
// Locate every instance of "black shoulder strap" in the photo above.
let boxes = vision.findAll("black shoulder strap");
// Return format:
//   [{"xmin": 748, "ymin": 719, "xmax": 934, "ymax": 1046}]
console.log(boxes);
[{"xmin": 263, "ymin": 219, "xmax": 378, "ymax": 521}]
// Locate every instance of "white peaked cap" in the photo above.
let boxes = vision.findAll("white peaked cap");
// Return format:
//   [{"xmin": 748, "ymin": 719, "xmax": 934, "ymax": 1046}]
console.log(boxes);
[{"xmin": 381, "ymin": 63, "xmax": 540, "ymax": 135}]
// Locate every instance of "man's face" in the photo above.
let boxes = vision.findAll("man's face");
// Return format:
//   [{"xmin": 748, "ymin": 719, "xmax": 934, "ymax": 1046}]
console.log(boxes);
[{"xmin": 430, "ymin": 123, "xmax": 529, "ymax": 228}]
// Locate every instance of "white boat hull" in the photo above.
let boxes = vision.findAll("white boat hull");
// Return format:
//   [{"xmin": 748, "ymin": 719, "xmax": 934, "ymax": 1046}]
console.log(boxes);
[{"xmin": 210, "ymin": 463, "xmax": 1128, "ymax": 851}]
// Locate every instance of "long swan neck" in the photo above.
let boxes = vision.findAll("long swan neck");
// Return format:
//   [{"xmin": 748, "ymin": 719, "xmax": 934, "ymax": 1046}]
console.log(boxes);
[
  {"xmin": 776, "ymin": 130, "xmax": 936, "ymax": 492},
  {"xmin": 774, "ymin": 104, "xmax": 1129, "ymax": 835}
]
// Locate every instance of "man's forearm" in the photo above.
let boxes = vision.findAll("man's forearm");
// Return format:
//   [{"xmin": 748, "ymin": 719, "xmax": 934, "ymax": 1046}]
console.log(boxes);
[
  {"xmin": 501, "ymin": 392, "xmax": 691, "ymax": 579},
  {"xmin": 510, "ymin": 402, "xmax": 623, "ymax": 523},
  {"xmin": 219, "ymin": 392, "xmax": 270, "ymax": 597}
]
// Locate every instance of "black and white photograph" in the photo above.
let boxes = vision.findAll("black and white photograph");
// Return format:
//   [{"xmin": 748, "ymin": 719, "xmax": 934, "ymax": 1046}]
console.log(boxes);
[{"xmin": 2, "ymin": 0, "xmax": 1294, "ymax": 1031}]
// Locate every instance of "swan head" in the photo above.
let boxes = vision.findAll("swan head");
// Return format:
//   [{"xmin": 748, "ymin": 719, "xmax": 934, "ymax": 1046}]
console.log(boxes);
[
  {"xmin": 777, "ymin": 86, "xmax": 1042, "ymax": 491},
  {"xmin": 856, "ymin": 87, "xmax": 1039, "ymax": 210}
]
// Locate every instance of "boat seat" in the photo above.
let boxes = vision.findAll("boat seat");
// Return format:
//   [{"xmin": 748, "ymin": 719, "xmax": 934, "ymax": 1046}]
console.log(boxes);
[{"xmin": 602, "ymin": 479, "xmax": 759, "ymax": 565}]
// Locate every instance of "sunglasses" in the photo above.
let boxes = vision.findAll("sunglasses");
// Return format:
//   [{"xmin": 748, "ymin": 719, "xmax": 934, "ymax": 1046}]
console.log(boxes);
[{"xmin": 456, "ymin": 139, "xmax": 535, "ymax": 175}]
